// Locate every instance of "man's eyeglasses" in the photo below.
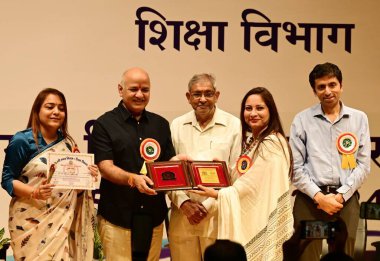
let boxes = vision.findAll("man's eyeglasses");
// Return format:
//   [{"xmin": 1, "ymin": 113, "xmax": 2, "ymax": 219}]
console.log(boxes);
[{"xmin": 190, "ymin": 91, "xmax": 215, "ymax": 99}]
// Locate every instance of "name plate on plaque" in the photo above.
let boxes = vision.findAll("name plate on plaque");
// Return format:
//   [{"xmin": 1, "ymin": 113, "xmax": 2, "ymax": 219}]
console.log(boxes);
[{"xmin": 146, "ymin": 160, "xmax": 230, "ymax": 191}]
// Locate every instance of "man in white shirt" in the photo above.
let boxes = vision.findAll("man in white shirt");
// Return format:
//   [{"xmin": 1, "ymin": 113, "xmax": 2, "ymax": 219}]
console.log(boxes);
[{"xmin": 168, "ymin": 73, "xmax": 241, "ymax": 261}]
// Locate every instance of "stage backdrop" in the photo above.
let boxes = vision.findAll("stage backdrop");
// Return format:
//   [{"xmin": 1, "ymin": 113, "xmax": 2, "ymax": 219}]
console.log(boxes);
[{"xmin": 1, "ymin": 0, "xmax": 379, "ymax": 254}]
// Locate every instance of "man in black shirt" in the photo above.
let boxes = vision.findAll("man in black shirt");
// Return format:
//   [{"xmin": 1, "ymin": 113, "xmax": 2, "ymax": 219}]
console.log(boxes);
[{"xmin": 91, "ymin": 67, "xmax": 176, "ymax": 261}]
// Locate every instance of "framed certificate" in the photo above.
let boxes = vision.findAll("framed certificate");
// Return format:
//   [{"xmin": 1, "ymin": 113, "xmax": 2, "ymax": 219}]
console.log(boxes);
[
  {"xmin": 146, "ymin": 160, "xmax": 230, "ymax": 191},
  {"xmin": 146, "ymin": 161, "xmax": 193, "ymax": 191},
  {"xmin": 47, "ymin": 152, "xmax": 97, "ymax": 190},
  {"xmin": 188, "ymin": 161, "xmax": 230, "ymax": 189}
]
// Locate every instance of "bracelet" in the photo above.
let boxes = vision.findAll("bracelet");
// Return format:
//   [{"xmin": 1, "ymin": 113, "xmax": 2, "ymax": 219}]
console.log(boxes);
[
  {"xmin": 31, "ymin": 188, "xmax": 39, "ymax": 200},
  {"xmin": 128, "ymin": 175, "xmax": 135, "ymax": 188},
  {"xmin": 29, "ymin": 189, "xmax": 35, "ymax": 199}
]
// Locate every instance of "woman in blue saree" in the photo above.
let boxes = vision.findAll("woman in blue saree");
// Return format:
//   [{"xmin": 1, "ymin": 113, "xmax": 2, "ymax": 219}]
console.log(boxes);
[{"xmin": 1, "ymin": 88, "xmax": 98, "ymax": 261}]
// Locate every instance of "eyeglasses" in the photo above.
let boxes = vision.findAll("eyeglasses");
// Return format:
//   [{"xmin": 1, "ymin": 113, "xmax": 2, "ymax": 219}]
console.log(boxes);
[{"xmin": 190, "ymin": 91, "xmax": 215, "ymax": 99}]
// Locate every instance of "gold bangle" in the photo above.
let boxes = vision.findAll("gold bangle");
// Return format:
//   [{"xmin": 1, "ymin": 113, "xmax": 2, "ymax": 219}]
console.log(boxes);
[
  {"xmin": 30, "ymin": 189, "xmax": 35, "ymax": 199},
  {"xmin": 33, "ymin": 188, "xmax": 39, "ymax": 200}
]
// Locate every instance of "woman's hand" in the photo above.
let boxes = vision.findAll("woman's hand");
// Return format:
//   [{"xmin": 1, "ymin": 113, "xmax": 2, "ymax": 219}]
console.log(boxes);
[
  {"xmin": 32, "ymin": 179, "xmax": 54, "ymax": 200},
  {"xmin": 189, "ymin": 185, "xmax": 218, "ymax": 199},
  {"xmin": 88, "ymin": 164, "xmax": 99, "ymax": 182}
]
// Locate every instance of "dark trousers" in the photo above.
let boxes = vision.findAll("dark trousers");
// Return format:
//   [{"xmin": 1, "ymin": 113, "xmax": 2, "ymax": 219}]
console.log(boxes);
[{"xmin": 293, "ymin": 191, "xmax": 359, "ymax": 260}]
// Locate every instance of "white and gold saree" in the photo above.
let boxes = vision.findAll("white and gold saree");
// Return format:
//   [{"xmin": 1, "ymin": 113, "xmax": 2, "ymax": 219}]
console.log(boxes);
[{"xmin": 218, "ymin": 134, "xmax": 293, "ymax": 261}]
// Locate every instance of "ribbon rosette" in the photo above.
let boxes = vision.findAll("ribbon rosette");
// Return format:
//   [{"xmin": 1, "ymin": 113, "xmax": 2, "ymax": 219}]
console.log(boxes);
[
  {"xmin": 139, "ymin": 138, "xmax": 161, "ymax": 175},
  {"xmin": 236, "ymin": 155, "xmax": 252, "ymax": 175},
  {"xmin": 336, "ymin": 132, "xmax": 358, "ymax": 169}
]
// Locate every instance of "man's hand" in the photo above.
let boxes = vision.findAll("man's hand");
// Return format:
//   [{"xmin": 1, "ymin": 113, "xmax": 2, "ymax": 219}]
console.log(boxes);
[
  {"xmin": 180, "ymin": 200, "xmax": 208, "ymax": 225},
  {"xmin": 313, "ymin": 192, "xmax": 343, "ymax": 215},
  {"xmin": 334, "ymin": 193, "xmax": 345, "ymax": 204},
  {"xmin": 132, "ymin": 174, "xmax": 157, "ymax": 195}
]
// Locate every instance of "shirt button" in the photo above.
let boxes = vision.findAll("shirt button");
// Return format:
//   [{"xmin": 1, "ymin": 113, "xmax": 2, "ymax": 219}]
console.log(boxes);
[
  {"xmin": 139, "ymin": 137, "xmax": 142, "ymax": 140},
  {"xmin": 141, "ymin": 205, "xmax": 144, "ymax": 209}
]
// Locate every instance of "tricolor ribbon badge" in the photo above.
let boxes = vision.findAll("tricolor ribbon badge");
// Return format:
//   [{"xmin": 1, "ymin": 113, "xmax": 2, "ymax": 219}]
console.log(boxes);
[
  {"xmin": 139, "ymin": 138, "xmax": 161, "ymax": 175},
  {"xmin": 336, "ymin": 132, "xmax": 358, "ymax": 169},
  {"xmin": 236, "ymin": 155, "xmax": 252, "ymax": 176}
]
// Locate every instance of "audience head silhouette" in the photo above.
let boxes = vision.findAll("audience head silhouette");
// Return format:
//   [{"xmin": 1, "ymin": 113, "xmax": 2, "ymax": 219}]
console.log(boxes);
[{"xmin": 204, "ymin": 239, "xmax": 247, "ymax": 261}]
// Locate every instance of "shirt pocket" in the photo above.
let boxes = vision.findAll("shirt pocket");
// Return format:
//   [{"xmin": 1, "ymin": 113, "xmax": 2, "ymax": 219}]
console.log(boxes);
[{"xmin": 209, "ymin": 139, "xmax": 231, "ymax": 162}]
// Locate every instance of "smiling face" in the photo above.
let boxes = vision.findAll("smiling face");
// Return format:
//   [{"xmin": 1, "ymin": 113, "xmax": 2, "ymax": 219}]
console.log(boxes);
[
  {"xmin": 119, "ymin": 68, "xmax": 151, "ymax": 118},
  {"xmin": 313, "ymin": 76, "xmax": 343, "ymax": 110},
  {"xmin": 243, "ymin": 94, "xmax": 270, "ymax": 137},
  {"xmin": 186, "ymin": 80, "xmax": 220, "ymax": 122},
  {"xmin": 38, "ymin": 94, "xmax": 65, "ymax": 133}
]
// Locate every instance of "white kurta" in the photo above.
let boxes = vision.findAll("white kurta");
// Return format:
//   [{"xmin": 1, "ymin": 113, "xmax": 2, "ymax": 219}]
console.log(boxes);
[
  {"xmin": 168, "ymin": 107, "xmax": 241, "ymax": 238},
  {"xmin": 218, "ymin": 134, "xmax": 293, "ymax": 261}
]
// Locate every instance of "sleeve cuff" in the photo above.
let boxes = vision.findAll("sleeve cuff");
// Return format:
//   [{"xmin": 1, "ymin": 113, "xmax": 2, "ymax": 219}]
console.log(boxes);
[
  {"xmin": 306, "ymin": 185, "xmax": 322, "ymax": 200},
  {"xmin": 337, "ymin": 185, "xmax": 353, "ymax": 202},
  {"xmin": 175, "ymin": 192, "xmax": 191, "ymax": 208},
  {"xmin": 1, "ymin": 180, "xmax": 14, "ymax": 197},
  {"xmin": 201, "ymin": 197, "xmax": 217, "ymax": 213}
]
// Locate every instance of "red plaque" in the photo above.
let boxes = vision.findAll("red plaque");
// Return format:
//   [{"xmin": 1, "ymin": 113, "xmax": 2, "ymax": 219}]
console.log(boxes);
[
  {"xmin": 146, "ymin": 160, "xmax": 230, "ymax": 191},
  {"xmin": 146, "ymin": 161, "xmax": 193, "ymax": 191}
]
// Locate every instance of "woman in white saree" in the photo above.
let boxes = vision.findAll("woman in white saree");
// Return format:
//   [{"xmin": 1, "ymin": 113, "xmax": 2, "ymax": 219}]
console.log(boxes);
[
  {"xmin": 1, "ymin": 88, "xmax": 98, "ymax": 261},
  {"xmin": 193, "ymin": 87, "xmax": 294, "ymax": 261}
]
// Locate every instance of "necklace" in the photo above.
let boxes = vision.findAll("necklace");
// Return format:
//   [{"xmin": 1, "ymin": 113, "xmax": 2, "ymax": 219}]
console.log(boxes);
[
  {"xmin": 236, "ymin": 136, "xmax": 257, "ymax": 176},
  {"xmin": 242, "ymin": 136, "xmax": 258, "ymax": 155}
]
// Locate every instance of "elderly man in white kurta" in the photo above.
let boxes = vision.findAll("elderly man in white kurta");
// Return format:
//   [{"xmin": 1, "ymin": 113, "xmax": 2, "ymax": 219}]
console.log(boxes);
[{"xmin": 168, "ymin": 73, "xmax": 241, "ymax": 261}]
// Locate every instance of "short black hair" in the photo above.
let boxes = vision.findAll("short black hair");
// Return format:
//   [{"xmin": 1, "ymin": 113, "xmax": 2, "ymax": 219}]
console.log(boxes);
[
  {"xmin": 320, "ymin": 252, "xmax": 353, "ymax": 261},
  {"xmin": 204, "ymin": 240, "xmax": 247, "ymax": 261},
  {"xmin": 309, "ymin": 62, "xmax": 342, "ymax": 91}
]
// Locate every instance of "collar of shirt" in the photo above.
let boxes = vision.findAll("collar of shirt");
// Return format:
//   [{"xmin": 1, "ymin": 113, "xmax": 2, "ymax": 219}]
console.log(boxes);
[
  {"xmin": 182, "ymin": 107, "xmax": 228, "ymax": 128},
  {"xmin": 312, "ymin": 102, "xmax": 351, "ymax": 123},
  {"xmin": 117, "ymin": 100, "xmax": 149, "ymax": 122}
]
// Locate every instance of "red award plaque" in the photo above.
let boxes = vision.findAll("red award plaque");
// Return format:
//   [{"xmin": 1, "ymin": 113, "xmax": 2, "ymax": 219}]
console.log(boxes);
[
  {"xmin": 146, "ymin": 160, "xmax": 230, "ymax": 191},
  {"xmin": 188, "ymin": 161, "xmax": 230, "ymax": 189},
  {"xmin": 146, "ymin": 161, "xmax": 194, "ymax": 191}
]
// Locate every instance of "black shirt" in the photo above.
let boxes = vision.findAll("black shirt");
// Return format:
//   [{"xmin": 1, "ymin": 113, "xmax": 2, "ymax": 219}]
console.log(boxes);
[{"xmin": 91, "ymin": 101, "xmax": 175, "ymax": 228}]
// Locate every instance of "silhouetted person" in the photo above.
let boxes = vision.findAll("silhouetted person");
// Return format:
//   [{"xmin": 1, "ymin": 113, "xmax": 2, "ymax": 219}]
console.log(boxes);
[
  {"xmin": 327, "ymin": 217, "xmax": 348, "ymax": 253},
  {"xmin": 320, "ymin": 251, "xmax": 353, "ymax": 261},
  {"xmin": 283, "ymin": 217, "xmax": 349, "ymax": 261},
  {"xmin": 282, "ymin": 223, "xmax": 312, "ymax": 261},
  {"xmin": 204, "ymin": 240, "xmax": 247, "ymax": 261}
]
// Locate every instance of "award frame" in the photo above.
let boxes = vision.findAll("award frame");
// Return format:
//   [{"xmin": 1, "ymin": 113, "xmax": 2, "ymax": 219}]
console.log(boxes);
[
  {"xmin": 47, "ymin": 152, "xmax": 98, "ymax": 190},
  {"xmin": 188, "ymin": 161, "xmax": 230, "ymax": 189},
  {"xmin": 146, "ymin": 161, "xmax": 194, "ymax": 191},
  {"xmin": 146, "ymin": 160, "xmax": 230, "ymax": 191}
]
